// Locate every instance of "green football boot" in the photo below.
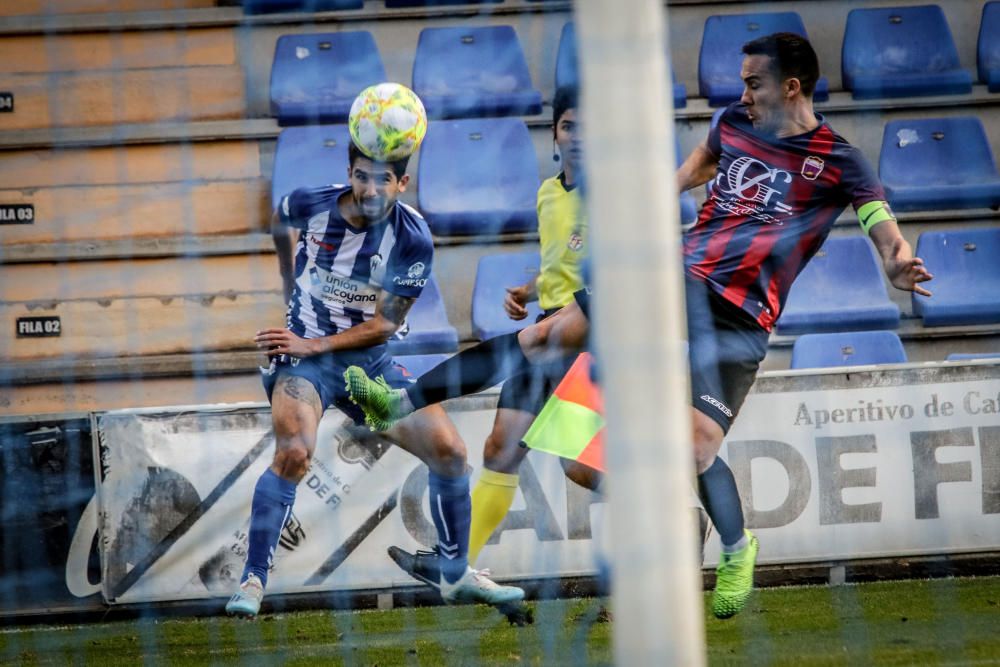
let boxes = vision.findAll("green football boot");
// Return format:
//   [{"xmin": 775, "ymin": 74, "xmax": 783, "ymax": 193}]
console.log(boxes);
[
  {"xmin": 344, "ymin": 365, "xmax": 405, "ymax": 432},
  {"xmin": 711, "ymin": 530, "xmax": 759, "ymax": 619}
]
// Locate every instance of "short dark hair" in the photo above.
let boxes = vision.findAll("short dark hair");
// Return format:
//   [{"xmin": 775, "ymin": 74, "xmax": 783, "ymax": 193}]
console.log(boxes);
[
  {"xmin": 552, "ymin": 85, "xmax": 578, "ymax": 131},
  {"xmin": 348, "ymin": 141, "xmax": 410, "ymax": 180},
  {"xmin": 742, "ymin": 32, "xmax": 819, "ymax": 97}
]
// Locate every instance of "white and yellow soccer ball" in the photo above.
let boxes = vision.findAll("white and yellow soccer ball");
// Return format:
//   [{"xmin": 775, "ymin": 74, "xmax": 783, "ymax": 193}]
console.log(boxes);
[{"xmin": 348, "ymin": 83, "xmax": 427, "ymax": 162}]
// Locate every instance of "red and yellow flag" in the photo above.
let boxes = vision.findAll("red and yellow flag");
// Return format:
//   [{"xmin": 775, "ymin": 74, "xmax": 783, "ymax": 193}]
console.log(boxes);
[{"xmin": 522, "ymin": 352, "xmax": 605, "ymax": 472}]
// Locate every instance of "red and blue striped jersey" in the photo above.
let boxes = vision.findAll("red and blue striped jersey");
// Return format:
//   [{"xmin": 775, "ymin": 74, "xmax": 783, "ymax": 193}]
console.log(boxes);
[{"xmin": 684, "ymin": 103, "xmax": 885, "ymax": 331}]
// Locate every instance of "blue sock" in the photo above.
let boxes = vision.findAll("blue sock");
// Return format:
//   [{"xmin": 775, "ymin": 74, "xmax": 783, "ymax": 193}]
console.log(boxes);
[
  {"xmin": 697, "ymin": 457, "xmax": 745, "ymax": 547},
  {"xmin": 427, "ymin": 470, "xmax": 471, "ymax": 584},
  {"xmin": 242, "ymin": 469, "xmax": 297, "ymax": 588}
]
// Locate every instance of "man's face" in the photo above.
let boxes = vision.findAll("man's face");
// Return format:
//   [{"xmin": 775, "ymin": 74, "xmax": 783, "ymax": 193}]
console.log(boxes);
[
  {"xmin": 739, "ymin": 54, "xmax": 787, "ymax": 135},
  {"xmin": 348, "ymin": 156, "xmax": 408, "ymax": 222},
  {"xmin": 554, "ymin": 107, "xmax": 581, "ymax": 171}
]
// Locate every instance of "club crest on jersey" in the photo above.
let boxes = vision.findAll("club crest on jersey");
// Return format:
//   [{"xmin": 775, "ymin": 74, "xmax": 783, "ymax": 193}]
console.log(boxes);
[
  {"xmin": 801, "ymin": 156, "xmax": 825, "ymax": 181},
  {"xmin": 370, "ymin": 253, "xmax": 383, "ymax": 275},
  {"xmin": 567, "ymin": 232, "xmax": 584, "ymax": 251}
]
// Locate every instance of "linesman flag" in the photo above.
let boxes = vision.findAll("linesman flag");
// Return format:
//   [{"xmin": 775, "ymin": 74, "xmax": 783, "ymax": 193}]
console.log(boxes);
[{"xmin": 522, "ymin": 352, "xmax": 605, "ymax": 472}]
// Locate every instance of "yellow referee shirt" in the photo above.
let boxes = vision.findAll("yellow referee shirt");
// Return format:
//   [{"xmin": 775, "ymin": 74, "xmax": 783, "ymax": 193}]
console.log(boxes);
[{"xmin": 535, "ymin": 173, "xmax": 587, "ymax": 312}]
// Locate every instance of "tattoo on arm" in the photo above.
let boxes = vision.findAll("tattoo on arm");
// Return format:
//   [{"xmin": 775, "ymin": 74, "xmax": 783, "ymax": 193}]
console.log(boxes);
[
  {"xmin": 379, "ymin": 293, "xmax": 416, "ymax": 326},
  {"xmin": 278, "ymin": 375, "xmax": 322, "ymax": 413}
]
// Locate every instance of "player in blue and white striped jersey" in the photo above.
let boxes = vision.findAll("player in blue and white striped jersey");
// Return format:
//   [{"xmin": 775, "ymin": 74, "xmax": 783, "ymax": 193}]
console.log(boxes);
[{"xmin": 226, "ymin": 142, "xmax": 524, "ymax": 618}]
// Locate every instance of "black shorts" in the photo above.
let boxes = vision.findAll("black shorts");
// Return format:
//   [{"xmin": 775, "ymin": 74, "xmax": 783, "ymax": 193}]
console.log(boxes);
[
  {"xmin": 497, "ymin": 306, "xmax": 577, "ymax": 415},
  {"xmin": 685, "ymin": 277, "xmax": 770, "ymax": 434},
  {"xmin": 573, "ymin": 287, "xmax": 591, "ymax": 320}
]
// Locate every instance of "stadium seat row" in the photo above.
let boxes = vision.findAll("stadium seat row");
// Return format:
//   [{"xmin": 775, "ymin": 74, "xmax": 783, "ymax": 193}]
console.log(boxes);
[
  {"xmin": 271, "ymin": 115, "xmax": 1000, "ymax": 241},
  {"xmin": 790, "ymin": 332, "xmax": 1000, "ymax": 370},
  {"xmin": 468, "ymin": 228, "xmax": 1000, "ymax": 346},
  {"xmin": 270, "ymin": 120, "xmax": 699, "ymax": 236},
  {"xmin": 269, "ymin": 4, "xmax": 1000, "ymax": 125}
]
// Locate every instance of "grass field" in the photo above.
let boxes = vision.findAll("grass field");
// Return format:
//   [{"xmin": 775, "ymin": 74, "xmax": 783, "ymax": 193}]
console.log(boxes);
[{"xmin": 3, "ymin": 576, "xmax": 999, "ymax": 666}]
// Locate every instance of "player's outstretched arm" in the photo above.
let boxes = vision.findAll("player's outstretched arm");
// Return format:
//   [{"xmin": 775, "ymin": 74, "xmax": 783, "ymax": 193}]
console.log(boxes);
[
  {"xmin": 255, "ymin": 292, "xmax": 416, "ymax": 357},
  {"xmin": 676, "ymin": 139, "xmax": 720, "ymax": 193},
  {"xmin": 868, "ymin": 218, "xmax": 933, "ymax": 297}
]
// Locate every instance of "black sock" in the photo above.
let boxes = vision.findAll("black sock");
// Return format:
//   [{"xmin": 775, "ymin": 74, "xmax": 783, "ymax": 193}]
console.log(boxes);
[
  {"xmin": 407, "ymin": 332, "xmax": 531, "ymax": 410},
  {"xmin": 697, "ymin": 457, "xmax": 745, "ymax": 547}
]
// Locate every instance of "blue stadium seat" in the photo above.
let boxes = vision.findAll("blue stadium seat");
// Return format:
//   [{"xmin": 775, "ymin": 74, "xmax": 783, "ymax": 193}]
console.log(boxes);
[
  {"xmin": 412, "ymin": 26, "xmax": 542, "ymax": 119},
  {"xmin": 387, "ymin": 275, "xmax": 459, "ymax": 355},
  {"xmin": 244, "ymin": 0, "xmax": 361, "ymax": 13},
  {"xmin": 555, "ymin": 22, "xmax": 686, "ymax": 108},
  {"xmin": 698, "ymin": 12, "xmax": 829, "ymax": 106},
  {"xmin": 271, "ymin": 125, "xmax": 351, "ymax": 209},
  {"xmin": 471, "ymin": 252, "xmax": 543, "ymax": 340},
  {"xmin": 979, "ymin": 1, "xmax": 1000, "ymax": 92},
  {"xmin": 879, "ymin": 117, "xmax": 1000, "ymax": 212},
  {"xmin": 947, "ymin": 352, "xmax": 1000, "ymax": 361},
  {"xmin": 270, "ymin": 32, "xmax": 385, "ymax": 126},
  {"xmin": 790, "ymin": 330, "xmax": 907, "ymax": 369},
  {"xmin": 842, "ymin": 5, "xmax": 972, "ymax": 99},
  {"xmin": 913, "ymin": 229, "xmax": 1000, "ymax": 326},
  {"xmin": 393, "ymin": 353, "xmax": 452, "ymax": 378},
  {"xmin": 777, "ymin": 236, "xmax": 900, "ymax": 334},
  {"xmin": 417, "ymin": 117, "xmax": 539, "ymax": 236}
]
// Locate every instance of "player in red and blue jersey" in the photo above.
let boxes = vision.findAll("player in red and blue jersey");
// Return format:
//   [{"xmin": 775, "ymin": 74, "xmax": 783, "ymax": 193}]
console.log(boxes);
[
  {"xmin": 677, "ymin": 32, "xmax": 931, "ymax": 618},
  {"xmin": 345, "ymin": 32, "xmax": 933, "ymax": 620},
  {"xmin": 225, "ymin": 142, "xmax": 523, "ymax": 618}
]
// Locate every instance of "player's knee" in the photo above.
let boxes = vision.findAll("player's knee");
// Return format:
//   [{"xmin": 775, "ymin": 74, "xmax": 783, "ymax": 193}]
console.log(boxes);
[
  {"xmin": 273, "ymin": 443, "xmax": 312, "ymax": 481},
  {"xmin": 561, "ymin": 458, "xmax": 602, "ymax": 492},
  {"xmin": 427, "ymin": 436, "xmax": 467, "ymax": 477},
  {"xmin": 517, "ymin": 322, "xmax": 548, "ymax": 362},
  {"xmin": 482, "ymin": 432, "xmax": 525, "ymax": 474},
  {"xmin": 692, "ymin": 413, "xmax": 724, "ymax": 474}
]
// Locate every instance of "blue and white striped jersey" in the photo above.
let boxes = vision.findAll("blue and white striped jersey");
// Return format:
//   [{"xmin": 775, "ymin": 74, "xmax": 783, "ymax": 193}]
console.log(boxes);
[{"xmin": 278, "ymin": 185, "xmax": 434, "ymax": 341}]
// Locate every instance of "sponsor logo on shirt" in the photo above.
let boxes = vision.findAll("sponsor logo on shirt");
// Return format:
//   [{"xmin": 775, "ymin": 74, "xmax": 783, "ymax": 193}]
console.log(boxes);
[
  {"xmin": 308, "ymin": 235, "xmax": 336, "ymax": 252},
  {"xmin": 393, "ymin": 261, "xmax": 428, "ymax": 288},
  {"xmin": 310, "ymin": 267, "xmax": 378, "ymax": 305},
  {"xmin": 716, "ymin": 156, "xmax": 794, "ymax": 224},
  {"xmin": 700, "ymin": 393, "xmax": 734, "ymax": 418}
]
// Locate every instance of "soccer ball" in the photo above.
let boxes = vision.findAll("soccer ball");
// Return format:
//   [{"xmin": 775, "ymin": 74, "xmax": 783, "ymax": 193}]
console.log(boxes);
[{"xmin": 348, "ymin": 83, "xmax": 427, "ymax": 162}]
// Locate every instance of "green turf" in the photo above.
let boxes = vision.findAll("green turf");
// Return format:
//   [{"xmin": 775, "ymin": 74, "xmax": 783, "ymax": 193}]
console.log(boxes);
[{"xmin": 2, "ymin": 577, "xmax": 999, "ymax": 666}]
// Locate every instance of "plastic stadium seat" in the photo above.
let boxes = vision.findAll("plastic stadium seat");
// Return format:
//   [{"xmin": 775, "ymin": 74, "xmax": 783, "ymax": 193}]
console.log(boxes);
[
  {"xmin": 244, "ymin": 0, "xmax": 362, "ymax": 15},
  {"xmin": 394, "ymin": 353, "xmax": 452, "ymax": 378},
  {"xmin": 879, "ymin": 117, "xmax": 1000, "ymax": 212},
  {"xmin": 979, "ymin": 2, "xmax": 1000, "ymax": 92},
  {"xmin": 471, "ymin": 252, "xmax": 543, "ymax": 340},
  {"xmin": 271, "ymin": 125, "xmax": 351, "ymax": 209},
  {"xmin": 777, "ymin": 236, "xmax": 900, "ymax": 334},
  {"xmin": 412, "ymin": 26, "xmax": 542, "ymax": 119},
  {"xmin": 842, "ymin": 5, "xmax": 972, "ymax": 99},
  {"xmin": 790, "ymin": 330, "xmax": 907, "ymax": 369},
  {"xmin": 698, "ymin": 12, "xmax": 829, "ymax": 106},
  {"xmin": 417, "ymin": 117, "xmax": 539, "ymax": 236},
  {"xmin": 270, "ymin": 32, "xmax": 385, "ymax": 126},
  {"xmin": 913, "ymin": 229, "xmax": 1000, "ymax": 326},
  {"xmin": 947, "ymin": 352, "xmax": 1000, "ymax": 361},
  {"xmin": 555, "ymin": 22, "xmax": 686, "ymax": 108},
  {"xmin": 387, "ymin": 275, "xmax": 459, "ymax": 355}
]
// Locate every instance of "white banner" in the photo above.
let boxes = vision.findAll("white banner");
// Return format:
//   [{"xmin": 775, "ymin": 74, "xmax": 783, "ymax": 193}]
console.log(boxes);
[
  {"xmin": 714, "ymin": 361, "xmax": 1000, "ymax": 566},
  {"xmin": 93, "ymin": 400, "xmax": 600, "ymax": 605},
  {"xmin": 92, "ymin": 362, "xmax": 1000, "ymax": 605}
]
